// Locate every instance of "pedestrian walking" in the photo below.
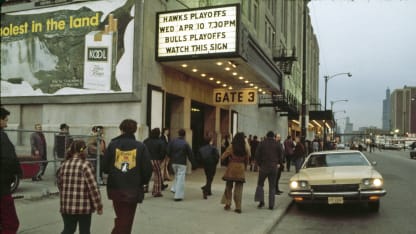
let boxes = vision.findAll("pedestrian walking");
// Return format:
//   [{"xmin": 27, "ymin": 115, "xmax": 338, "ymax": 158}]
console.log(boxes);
[
  {"xmin": 220, "ymin": 132, "xmax": 250, "ymax": 213},
  {"xmin": 160, "ymin": 127, "xmax": 172, "ymax": 182},
  {"xmin": 30, "ymin": 123, "xmax": 47, "ymax": 181},
  {"xmin": 249, "ymin": 135, "xmax": 259, "ymax": 172},
  {"xmin": 275, "ymin": 134, "xmax": 285, "ymax": 195},
  {"xmin": 87, "ymin": 126, "xmax": 106, "ymax": 185},
  {"xmin": 312, "ymin": 137, "xmax": 320, "ymax": 152},
  {"xmin": 103, "ymin": 119, "xmax": 152, "ymax": 234},
  {"xmin": 293, "ymin": 137, "xmax": 306, "ymax": 173},
  {"xmin": 167, "ymin": 129, "xmax": 196, "ymax": 201},
  {"xmin": 254, "ymin": 131, "xmax": 283, "ymax": 210},
  {"xmin": 143, "ymin": 128, "xmax": 167, "ymax": 197},
  {"xmin": 283, "ymin": 136, "xmax": 294, "ymax": 171},
  {"xmin": 54, "ymin": 123, "xmax": 73, "ymax": 159},
  {"xmin": 0, "ymin": 107, "xmax": 22, "ymax": 234},
  {"xmin": 221, "ymin": 133, "xmax": 231, "ymax": 155},
  {"xmin": 57, "ymin": 139, "xmax": 103, "ymax": 234},
  {"xmin": 197, "ymin": 136, "xmax": 220, "ymax": 199}
]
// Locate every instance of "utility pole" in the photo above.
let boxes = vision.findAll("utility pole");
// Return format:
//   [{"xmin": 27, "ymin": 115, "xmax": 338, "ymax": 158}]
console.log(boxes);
[{"xmin": 301, "ymin": 0, "xmax": 308, "ymax": 143}]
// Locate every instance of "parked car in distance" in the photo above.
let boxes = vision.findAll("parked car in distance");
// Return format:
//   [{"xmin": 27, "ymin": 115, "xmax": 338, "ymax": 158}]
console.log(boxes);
[
  {"xmin": 336, "ymin": 143, "xmax": 345, "ymax": 150},
  {"xmin": 410, "ymin": 142, "xmax": 416, "ymax": 159},
  {"xmin": 289, "ymin": 150, "xmax": 386, "ymax": 212},
  {"xmin": 410, "ymin": 149, "xmax": 416, "ymax": 159},
  {"xmin": 382, "ymin": 143, "xmax": 402, "ymax": 150}
]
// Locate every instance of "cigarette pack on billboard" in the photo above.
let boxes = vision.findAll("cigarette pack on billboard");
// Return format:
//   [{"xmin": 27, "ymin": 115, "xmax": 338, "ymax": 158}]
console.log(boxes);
[{"xmin": 83, "ymin": 14, "xmax": 118, "ymax": 91}]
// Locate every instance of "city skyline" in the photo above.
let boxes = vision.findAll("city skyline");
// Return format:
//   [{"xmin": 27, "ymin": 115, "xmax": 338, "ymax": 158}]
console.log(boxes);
[{"xmin": 309, "ymin": 0, "xmax": 416, "ymax": 131}]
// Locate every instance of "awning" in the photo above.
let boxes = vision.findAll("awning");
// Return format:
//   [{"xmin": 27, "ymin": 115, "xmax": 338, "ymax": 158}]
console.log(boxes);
[{"xmin": 309, "ymin": 110, "xmax": 335, "ymax": 128}]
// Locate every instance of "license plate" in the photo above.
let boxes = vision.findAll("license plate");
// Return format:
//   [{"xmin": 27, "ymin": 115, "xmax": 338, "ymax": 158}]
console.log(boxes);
[{"xmin": 328, "ymin": 197, "xmax": 344, "ymax": 204}]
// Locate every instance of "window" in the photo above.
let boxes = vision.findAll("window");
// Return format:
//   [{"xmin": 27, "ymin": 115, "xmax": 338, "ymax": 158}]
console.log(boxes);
[
  {"xmin": 265, "ymin": 18, "xmax": 275, "ymax": 49},
  {"xmin": 253, "ymin": 0, "xmax": 258, "ymax": 29},
  {"xmin": 247, "ymin": 0, "xmax": 252, "ymax": 21}
]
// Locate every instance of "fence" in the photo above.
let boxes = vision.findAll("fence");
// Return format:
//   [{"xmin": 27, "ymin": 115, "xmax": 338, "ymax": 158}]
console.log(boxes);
[{"xmin": 4, "ymin": 128, "xmax": 104, "ymax": 186}]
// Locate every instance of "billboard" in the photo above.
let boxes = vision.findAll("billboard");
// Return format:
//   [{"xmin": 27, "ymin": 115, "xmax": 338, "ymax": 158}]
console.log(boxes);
[
  {"xmin": 156, "ymin": 4, "xmax": 239, "ymax": 60},
  {"xmin": 0, "ymin": 0, "xmax": 135, "ymax": 97}
]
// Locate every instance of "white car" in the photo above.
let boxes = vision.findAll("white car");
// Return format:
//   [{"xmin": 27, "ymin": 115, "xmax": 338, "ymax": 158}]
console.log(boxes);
[
  {"xmin": 289, "ymin": 150, "xmax": 386, "ymax": 212},
  {"xmin": 336, "ymin": 143, "xmax": 345, "ymax": 149}
]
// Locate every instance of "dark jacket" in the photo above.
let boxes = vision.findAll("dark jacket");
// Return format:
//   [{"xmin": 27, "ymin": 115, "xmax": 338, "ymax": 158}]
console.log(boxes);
[
  {"xmin": 198, "ymin": 144, "xmax": 219, "ymax": 166},
  {"xmin": 293, "ymin": 142, "xmax": 306, "ymax": 159},
  {"xmin": 250, "ymin": 140, "xmax": 259, "ymax": 160},
  {"xmin": 30, "ymin": 131, "xmax": 47, "ymax": 159},
  {"xmin": 284, "ymin": 138, "xmax": 294, "ymax": 156},
  {"xmin": 255, "ymin": 137, "xmax": 283, "ymax": 171},
  {"xmin": 167, "ymin": 136, "xmax": 194, "ymax": 166},
  {"xmin": 54, "ymin": 133, "xmax": 73, "ymax": 159},
  {"xmin": 1, "ymin": 130, "xmax": 22, "ymax": 196},
  {"xmin": 143, "ymin": 137, "xmax": 166, "ymax": 161},
  {"xmin": 103, "ymin": 134, "xmax": 152, "ymax": 203}
]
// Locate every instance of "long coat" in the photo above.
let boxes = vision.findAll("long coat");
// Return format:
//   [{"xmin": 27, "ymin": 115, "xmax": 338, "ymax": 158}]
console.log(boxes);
[
  {"xmin": 221, "ymin": 145, "xmax": 250, "ymax": 183},
  {"xmin": 30, "ymin": 131, "xmax": 47, "ymax": 160}
]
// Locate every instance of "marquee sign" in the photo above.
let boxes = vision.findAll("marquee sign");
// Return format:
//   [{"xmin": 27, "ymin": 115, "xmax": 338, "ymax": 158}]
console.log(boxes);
[
  {"xmin": 213, "ymin": 88, "xmax": 257, "ymax": 105},
  {"xmin": 156, "ymin": 4, "xmax": 239, "ymax": 59}
]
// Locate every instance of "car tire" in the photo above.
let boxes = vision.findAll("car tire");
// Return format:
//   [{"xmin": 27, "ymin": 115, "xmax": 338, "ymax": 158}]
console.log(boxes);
[
  {"xmin": 368, "ymin": 200, "xmax": 380, "ymax": 212},
  {"xmin": 10, "ymin": 174, "xmax": 20, "ymax": 193}
]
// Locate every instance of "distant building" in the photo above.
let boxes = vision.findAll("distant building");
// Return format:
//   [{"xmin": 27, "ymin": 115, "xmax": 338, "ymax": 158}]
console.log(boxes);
[
  {"xmin": 390, "ymin": 86, "xmax": 416, "ymax": 135},
  {"xmin": 382, "ymin": 88, "xmax": 391, "ymax": 131},
  {"xmin": 343, "ymin": 117, "xmax": 353, "ymax": 144}
]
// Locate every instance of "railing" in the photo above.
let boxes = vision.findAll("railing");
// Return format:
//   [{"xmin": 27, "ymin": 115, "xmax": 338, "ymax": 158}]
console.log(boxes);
[{"xmin": 4, "ymin": 128, "xmax": 104, "ymax": 185}]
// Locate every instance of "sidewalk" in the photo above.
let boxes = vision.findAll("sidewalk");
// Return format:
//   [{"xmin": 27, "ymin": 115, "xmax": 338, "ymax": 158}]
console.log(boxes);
[{"xmin": 14, "ymin": 166, "xmax": 295, "ymax": 234}]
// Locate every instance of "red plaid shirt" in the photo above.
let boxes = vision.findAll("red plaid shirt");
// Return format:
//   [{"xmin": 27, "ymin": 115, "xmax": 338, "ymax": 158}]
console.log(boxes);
[{"xmin": 58, "ymin": 157, "xmax": 103, "ymax": 214}]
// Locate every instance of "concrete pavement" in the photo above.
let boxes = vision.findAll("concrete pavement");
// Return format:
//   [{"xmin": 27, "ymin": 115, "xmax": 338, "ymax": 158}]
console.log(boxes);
[{"xmin": 13, "ymin": 165, "xmax": 295, "ymax": 234}]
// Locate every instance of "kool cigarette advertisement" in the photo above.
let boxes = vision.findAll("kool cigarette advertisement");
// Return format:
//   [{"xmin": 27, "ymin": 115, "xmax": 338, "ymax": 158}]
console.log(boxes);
[{"xmin": 0, "ymin": 0, "xmax": 135, "ymax": 97}]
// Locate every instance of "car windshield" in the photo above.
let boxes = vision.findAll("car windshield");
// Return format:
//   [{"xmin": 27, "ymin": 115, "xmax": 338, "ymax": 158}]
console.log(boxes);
[{"xmin": 305, "ymin": 152, "xmax": 370, "ymax": 168}]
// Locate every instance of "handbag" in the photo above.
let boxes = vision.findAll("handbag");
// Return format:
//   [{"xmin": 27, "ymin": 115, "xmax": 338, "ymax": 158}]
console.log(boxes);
[{"xmin": 221, "ymin": 155, "xmax": 229, "ymax": 167}]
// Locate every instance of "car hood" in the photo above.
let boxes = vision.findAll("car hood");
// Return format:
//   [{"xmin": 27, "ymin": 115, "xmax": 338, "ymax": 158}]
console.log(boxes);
[{"xmin": 291, "ymin": 166, "xmax": 382, "ymax": 184}]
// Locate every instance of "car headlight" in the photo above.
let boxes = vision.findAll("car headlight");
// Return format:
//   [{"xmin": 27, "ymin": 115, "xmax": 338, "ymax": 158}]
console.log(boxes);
[
  {"xmin": 362, "ymin": 178, "xmax": 383, "ymax": 187},
  {"xmin": 290, "ymin": 180, "xmax": 309, "ymax": 189}
]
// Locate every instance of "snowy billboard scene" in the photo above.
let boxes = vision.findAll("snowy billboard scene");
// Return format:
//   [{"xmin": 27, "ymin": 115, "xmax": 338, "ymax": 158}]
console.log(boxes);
[{"xmin": 0, "ymin": 0, "xmax": 135, "ymax": 97}]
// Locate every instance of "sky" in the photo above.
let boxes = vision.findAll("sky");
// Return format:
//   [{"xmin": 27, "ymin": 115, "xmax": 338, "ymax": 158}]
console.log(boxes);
[{"xmin": 308, "ymin": 0, "xmax": 416, "ymax": 131}]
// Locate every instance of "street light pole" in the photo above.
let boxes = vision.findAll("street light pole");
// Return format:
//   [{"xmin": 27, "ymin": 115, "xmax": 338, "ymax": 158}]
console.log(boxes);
[
  {"xmin": 412, "ymin": 97, "xmax": 416, "ymax": 134},
  {"xmin": 330, "ymin": 99, "xmax": 348, "ymax": 110},
  {"xmin": 324, "ymin": 73, "xmax": 352, "ymax": 111},
  {"xmin": 301, "ymin": 0, "xmax": 309, "ymax": 143},
  {"xmin": 323, "ymin": 72, "xmax": 352, "ymax": 149}
]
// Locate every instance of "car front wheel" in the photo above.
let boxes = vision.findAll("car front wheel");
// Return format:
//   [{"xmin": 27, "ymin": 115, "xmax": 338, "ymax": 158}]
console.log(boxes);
[
  {"xmin": 10, "ymin": 174, "xmax": 20, "ymax": 193},
  {"xmin": 368, "ymin": 200, "xmax": 380, "ymax": 212}
]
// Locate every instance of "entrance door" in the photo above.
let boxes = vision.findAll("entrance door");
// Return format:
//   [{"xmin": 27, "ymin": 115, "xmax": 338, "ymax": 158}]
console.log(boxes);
[
  {"xmin": 191, "ymin": 101, "xmax": 205, "ymax": 156},
  {"xmin": 165, "ymin": 93, "xmax": 184, "ymax": 138}
]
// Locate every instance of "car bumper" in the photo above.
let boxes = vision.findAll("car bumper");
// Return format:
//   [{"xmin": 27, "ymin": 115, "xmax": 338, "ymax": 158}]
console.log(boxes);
[{"xmin": 289, "ymin": 189, "xmax": 387, "ymax": 203}]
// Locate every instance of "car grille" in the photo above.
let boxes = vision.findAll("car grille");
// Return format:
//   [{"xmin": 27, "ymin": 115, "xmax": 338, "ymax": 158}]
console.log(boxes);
[{"xmin": 311, "ymin": 184, "xmax": 359, "ymax": 192}]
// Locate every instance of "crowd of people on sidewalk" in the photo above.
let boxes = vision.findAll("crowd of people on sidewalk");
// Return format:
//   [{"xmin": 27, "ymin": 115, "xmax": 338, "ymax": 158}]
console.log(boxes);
[{"xmin": 1, "ymin": 105, "xmax": 311, "ymax": 234}]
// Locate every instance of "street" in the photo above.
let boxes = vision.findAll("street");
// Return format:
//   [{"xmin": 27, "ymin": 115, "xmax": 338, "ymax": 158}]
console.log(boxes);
[
  {"xmin": 271, "ymin": 149, "xmax": 416, "ymax": 234},
  {"xmin": 12, "ymin": 165, "xmax": 294, "ymax": 234}
]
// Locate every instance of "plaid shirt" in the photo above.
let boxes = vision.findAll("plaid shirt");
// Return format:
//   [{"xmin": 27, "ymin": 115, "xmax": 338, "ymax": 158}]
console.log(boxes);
[{"xmin": 58, "ymin": 157, "xmax": 103, "ymax": 214}]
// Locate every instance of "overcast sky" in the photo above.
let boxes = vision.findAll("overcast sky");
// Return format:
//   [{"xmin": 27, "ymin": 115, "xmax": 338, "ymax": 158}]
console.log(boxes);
[{"xmin": 308, "ymin": 0, "xmax": 416, "ymax": 131}]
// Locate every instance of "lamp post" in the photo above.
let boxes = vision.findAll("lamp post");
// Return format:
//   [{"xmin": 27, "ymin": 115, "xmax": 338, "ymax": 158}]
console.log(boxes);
[
  {"xmin": 301, "ymin": 0, "xmax": 309, "ymax": 143},
  {"xmin": 323, "ymin": 72, "xmax": 352, "ymax": 150},
  {"xmin": 412, "ymin": 97, "xmax": 416, "ymax": 134},
  {"xmin": 330, "ymin": 99, "xmax": 348, "ymax": 110}
]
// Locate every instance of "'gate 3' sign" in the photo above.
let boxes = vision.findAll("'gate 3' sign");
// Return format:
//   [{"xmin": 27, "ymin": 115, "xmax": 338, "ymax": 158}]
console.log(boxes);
[{"xmin": 213, "ymin": 88, "xmax": 257, "ymax": 105}]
